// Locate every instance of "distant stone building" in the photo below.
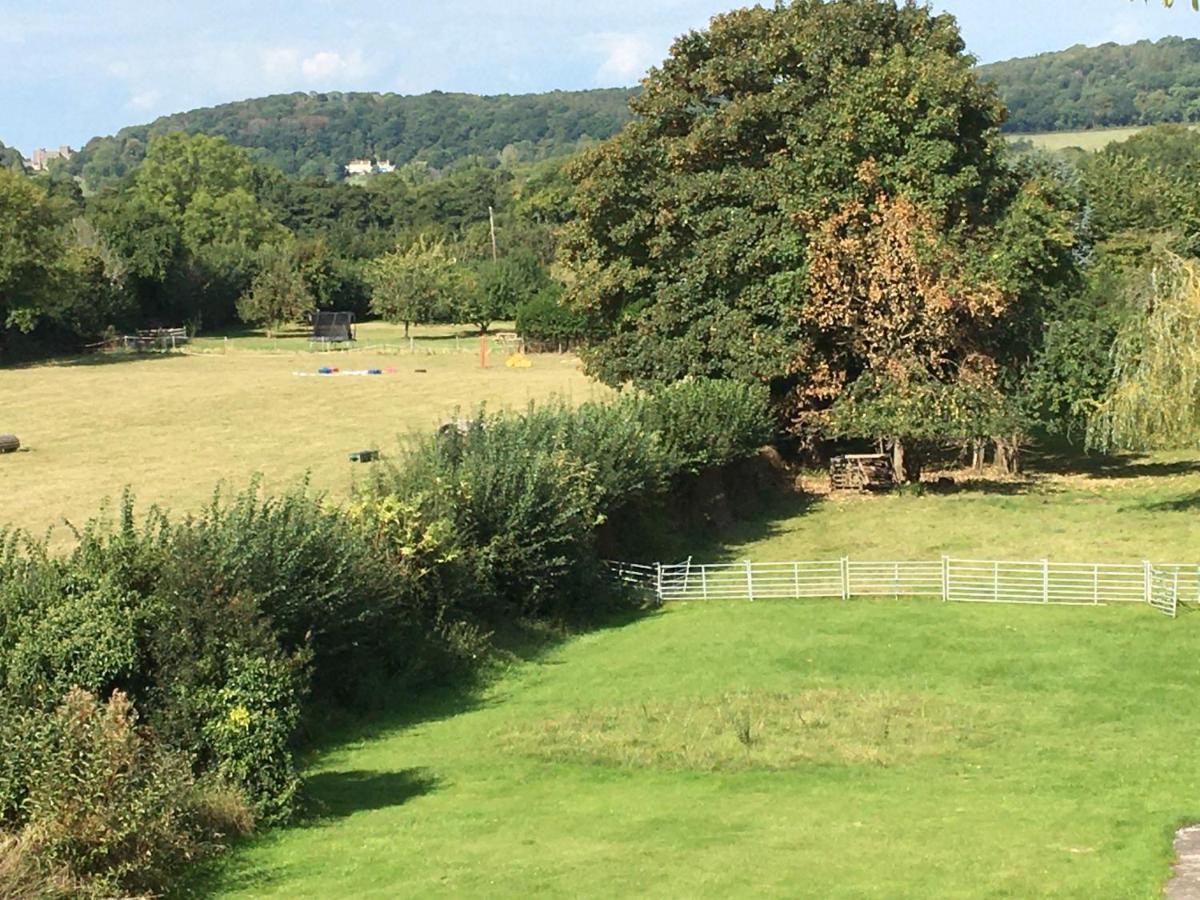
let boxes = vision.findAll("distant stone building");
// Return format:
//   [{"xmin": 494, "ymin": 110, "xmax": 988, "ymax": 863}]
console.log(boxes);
[
  {"xmin": 27, "ymin": 145, "xmax": 74, "ymax": 171},
  {"xmin": 376, "ymin": 159, "xmax": 395, "ymax": 174}
]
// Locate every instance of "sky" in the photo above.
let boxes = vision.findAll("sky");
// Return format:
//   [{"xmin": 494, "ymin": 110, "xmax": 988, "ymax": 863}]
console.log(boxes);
[{"xmin": 3, "ymin": 1, "xmax": 1200, "ymax": 155}]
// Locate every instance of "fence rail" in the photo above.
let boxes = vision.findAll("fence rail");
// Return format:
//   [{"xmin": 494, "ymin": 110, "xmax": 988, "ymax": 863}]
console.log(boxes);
[{"xmin": 607, "ymin": 556, "xmax": 1190, "ymax": 618}]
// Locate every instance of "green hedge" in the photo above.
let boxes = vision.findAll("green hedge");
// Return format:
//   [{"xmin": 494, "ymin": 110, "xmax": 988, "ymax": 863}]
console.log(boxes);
[{"xmin": 515, "ymin": 286, "xmax": 589, "ymax": 347}]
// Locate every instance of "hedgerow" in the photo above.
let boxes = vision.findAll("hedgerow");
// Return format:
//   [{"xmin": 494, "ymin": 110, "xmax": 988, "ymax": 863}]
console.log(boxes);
[{"xmin": 0, "ymin": 378, "xmax": 771, "ymax": 896}]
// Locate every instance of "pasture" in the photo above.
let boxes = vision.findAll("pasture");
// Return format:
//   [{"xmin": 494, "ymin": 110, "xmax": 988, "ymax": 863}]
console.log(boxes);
[
  {"xmin": 1007, "ymin": 126, "xmax": 1146, "ymax": 152},
  {"xmin": 0, "ymin": 323, "xmax": 603, "ymax": 540},
  {"xmin": 204, "ymin": 453, "xmax": 1200, "ymax": 898}
]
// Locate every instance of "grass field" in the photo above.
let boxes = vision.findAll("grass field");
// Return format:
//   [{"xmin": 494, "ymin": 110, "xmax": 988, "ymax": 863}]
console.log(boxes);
[
  {"xmin": 715, "ymin": 450, "xmax": 1200, "ymax": 565},
  {"xmin": 202, "ymin": 453, "xmax": 1200, "ymax": 898},
  {"xmin": 8, "ymin": 323, "xmax": 1200, "ymax": 896},
  {"xmin": 1007, "ymin": 127, "xmax": 1147, "ymax": 153},
  {"xmin": 1007, "ymin": 124, "xmax": 1200, "ymax": 154},
  {"xmin": 0, "ymin": 322, "xmax": 603, "ymax": 540},
  {"xmin": 206, "ymin": 602, "xmax": 1200, "ymax": 898}
]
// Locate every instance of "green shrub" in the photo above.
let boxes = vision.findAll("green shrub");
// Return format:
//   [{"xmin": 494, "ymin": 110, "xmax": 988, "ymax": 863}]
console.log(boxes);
[
  {"xmin": 515, "ymin": 286, "xmax": 589, "ymax": 348},
  {"xmin": 376, "ymin": 413, "xmax": 605, "ymax": 619},
  {"xmin": 642, "ymin": 379, "xmax": 773, "ymax": 473},
  {"xmin": 0, "ymin": 689, "xmax": 250, "ymax": 899},
  {"xmin": 0, "ymin": 375, "xmax": 775, "ymax": 892}
]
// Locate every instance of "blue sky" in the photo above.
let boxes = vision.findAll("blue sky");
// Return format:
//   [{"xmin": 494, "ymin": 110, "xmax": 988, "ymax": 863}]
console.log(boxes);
[{"xmin": 2, "ymin": 0, "xmax": 1199, "ymax": 154}]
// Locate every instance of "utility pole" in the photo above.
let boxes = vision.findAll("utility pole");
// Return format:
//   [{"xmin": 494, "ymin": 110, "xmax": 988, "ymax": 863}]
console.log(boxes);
[{"xmin": 488, "ymin": 205, "xmax": 498, "ymax": 262}]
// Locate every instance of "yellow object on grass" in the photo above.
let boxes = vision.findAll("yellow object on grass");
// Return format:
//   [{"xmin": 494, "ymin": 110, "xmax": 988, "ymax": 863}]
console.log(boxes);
[{"xmin": 506, "ymin": 352, "xmax": 532, "ymax": 369}]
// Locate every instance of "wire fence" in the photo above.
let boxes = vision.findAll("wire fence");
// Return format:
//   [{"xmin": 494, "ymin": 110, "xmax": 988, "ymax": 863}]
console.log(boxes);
[{"xmin": 607, "ymin": 556, "xmax": 1198, "ymax": 618}]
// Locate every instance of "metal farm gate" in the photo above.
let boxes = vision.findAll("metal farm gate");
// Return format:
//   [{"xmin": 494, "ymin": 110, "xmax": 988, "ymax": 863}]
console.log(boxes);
[{"xmin": 609, "ymin": 556, "xmax": 1193, "ymax": 618}]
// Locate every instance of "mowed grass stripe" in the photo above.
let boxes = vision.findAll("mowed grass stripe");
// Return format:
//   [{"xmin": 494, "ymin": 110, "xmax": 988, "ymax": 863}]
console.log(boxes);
[{"xmin": 209, "ymin": 599, "xmax": 1200, "ymax": 898}]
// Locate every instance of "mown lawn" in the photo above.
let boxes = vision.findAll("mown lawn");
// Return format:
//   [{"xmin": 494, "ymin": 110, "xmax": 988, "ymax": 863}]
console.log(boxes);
[
  {"xmin": 206, "ymin": 450, "xmax": 1200, "ymax": 898},
  {"xmin": 709, "ymin": 450, "xmax": 1200, "ymax": 566},
  {"xmin": 208, "ymin": 599, "xmax": 1200, "ymax": 898},
  {"xmin": 0, "ymin": 322, "xmax": 601, "ymax": 541}
]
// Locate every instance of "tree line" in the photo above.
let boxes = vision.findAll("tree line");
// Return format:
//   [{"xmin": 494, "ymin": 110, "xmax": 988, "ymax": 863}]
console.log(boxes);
[
  {"xmin": 67, "ymin": 88, "xmax": 634, "ymax": 193},
  {"xmin": 6, "ymin": 0, "xmax": 1200, "ymax": 459},
  {"xmin": 0, "ymin": 131, "xmax": 580, "ymax": 358},
  {"xmin": 977, "ymin": 36, "xmax": 1200, "ymax": 133}
]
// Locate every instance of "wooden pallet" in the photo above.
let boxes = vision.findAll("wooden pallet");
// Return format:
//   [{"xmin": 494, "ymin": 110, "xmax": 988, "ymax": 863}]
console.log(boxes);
[{"xmin": 829, "ymin": 454, "xmax": 893, "ymax": 491}]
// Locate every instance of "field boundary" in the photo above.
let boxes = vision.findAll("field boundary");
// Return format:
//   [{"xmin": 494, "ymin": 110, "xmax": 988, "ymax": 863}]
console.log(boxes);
[{"xmin": 607, "ymin": 556, "xmax": 1198, "ymax": 618}]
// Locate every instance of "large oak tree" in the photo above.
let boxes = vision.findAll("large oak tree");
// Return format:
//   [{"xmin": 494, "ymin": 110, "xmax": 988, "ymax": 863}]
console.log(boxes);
[{"xmin": 560, "ymin": 0, "xmax": 1077, "ymax": 476}]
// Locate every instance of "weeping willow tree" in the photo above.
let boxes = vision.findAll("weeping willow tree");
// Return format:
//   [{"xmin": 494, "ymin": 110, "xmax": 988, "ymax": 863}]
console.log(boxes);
[{"xmin": 1087, "ymin": 252, "xmax": 1200, "ymax": 451}]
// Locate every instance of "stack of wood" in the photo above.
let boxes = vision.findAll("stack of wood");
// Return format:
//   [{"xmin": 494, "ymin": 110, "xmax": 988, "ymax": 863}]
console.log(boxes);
[{"xmin": 829, "ymin": 454, "xmax": 894, "ymax": 491}]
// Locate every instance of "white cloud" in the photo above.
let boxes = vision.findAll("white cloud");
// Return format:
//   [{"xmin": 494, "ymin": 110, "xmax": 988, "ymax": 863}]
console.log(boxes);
[
  {"xmin": 261, "ymin": 47, "xmax": 300, "ymax": 80},
  {"xmin": 590, "ymin": 31, "xmax": 660, "ymax": 84},
  {"xmin": 127, "ymin": 89, "xmax": 163, "ymax": 111},
  {"xmin": 301, "ymin": 49, "xmax": 367, "ymax": 81}
]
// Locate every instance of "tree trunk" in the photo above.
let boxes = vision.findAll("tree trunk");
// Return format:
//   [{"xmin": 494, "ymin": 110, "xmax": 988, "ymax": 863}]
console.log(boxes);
[
  {"xmin": 404, "ymin": 320, "xmax": 411, "ymax": 338},
  {"xmin": 890, "ymin": 438, "xmax": 923, "ymax": 484},
  {"xmin": 971, "ymin": 438, "xmax": 985, "ymax": 473},
  {"xmin": 994, "ymin": 435, "xmax": 1022, "ymax": 475}
]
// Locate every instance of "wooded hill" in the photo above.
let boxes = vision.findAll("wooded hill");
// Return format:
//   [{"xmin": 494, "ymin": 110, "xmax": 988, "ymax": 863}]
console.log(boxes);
[
  {"xmin": 977, "ymin": 36, "xmax": 1200, "ymax": 133},
  {"xmin": 68, "ymin": 88, "xmax": 634, "ymax": 191},
  {"xmin": 54, "ymin": 36, "xmax": 1200, "ymax": 191}
]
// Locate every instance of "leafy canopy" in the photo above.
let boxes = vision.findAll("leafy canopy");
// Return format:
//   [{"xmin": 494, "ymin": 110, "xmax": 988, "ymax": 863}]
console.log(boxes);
[
  {"xmin": 364, "ymin": 235, "xmax": 461, "ymax": 334},
  {"xmin": 236, "ymin": 244, "xmax": 316, "ymax": 336},
  {"xmin": 0, "ymin": 170, "xmax": 67, "ymax": 336},
  {"xmin": 561, "ymin": 0, "xmax": 1075, "ymax": 448}
]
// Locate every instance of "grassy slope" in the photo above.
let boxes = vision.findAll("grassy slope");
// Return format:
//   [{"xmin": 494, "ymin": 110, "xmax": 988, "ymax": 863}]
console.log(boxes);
[
  {"xmin": 208, "ymin": 455, "xmax": 1200, "ymax": 898},
  {"xmin": 714, "ymin": 452, "xmax": 1200, "ymax": 565},
  {"xmin": 211, "ymin": 599, "xmax": 1200, "ymax": 898},
  {"xmin": 1006, "ymin": 125, "xmax": 1200, "ymax": 153},
  {"xmin": 1006, "ymin": 127, "xmax": 1146, "ymax": 152},
  {"xmin": 0, "ymin": 322, "xmax": 603, "ymax": 540}
]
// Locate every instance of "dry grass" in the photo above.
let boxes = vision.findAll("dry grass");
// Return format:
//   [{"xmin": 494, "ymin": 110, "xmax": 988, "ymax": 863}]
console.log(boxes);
[
  {"xmin": 0, "ymin": 323, "xmax": 605, "ymax": 542},
  {"xmin": 1005, "ymin": 125, "xmax": 1200, "ymax": 154}
]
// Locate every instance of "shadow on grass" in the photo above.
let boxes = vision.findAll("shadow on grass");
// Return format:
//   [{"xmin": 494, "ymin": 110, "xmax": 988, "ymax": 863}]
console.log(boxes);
[
  {"xmin": 183, "ymin": 768, "xmax": 437, "ymax": 898},
  {"xmin": 690, "ymin": 490, "xmax": 821, "ymax": 563},
  {"xmin": 297, "ymin": 767, "xmax": 441, "ymax": 824},
  {"xmin": 1138, "ymin": 491, "xmax": 1200, "ymax": 513},
  {"xmin": 296, "ymin": 603, "xmax": 654, "ymax": 762},
  {"xmin": 925, "ymin": 476, "xmax": 1046, "ymax": 496},
  {"xmin": 3, "ymin": 349, "xmax": 188, "ymax": 371},
  {"xmin": 1026, "ymin": 447, "xmax": 1200, "ymax": 480}
]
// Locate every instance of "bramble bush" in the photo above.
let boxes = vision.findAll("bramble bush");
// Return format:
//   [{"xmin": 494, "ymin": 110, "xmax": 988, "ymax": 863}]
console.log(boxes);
[{"xmin": 0, "ymin": 689, "xmax": 251, "ymax": 899}]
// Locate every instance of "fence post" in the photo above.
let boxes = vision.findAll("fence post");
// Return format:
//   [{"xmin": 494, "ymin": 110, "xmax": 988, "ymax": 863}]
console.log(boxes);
[
  {"xmin": 701, "ymin": 565, "xmax": 708, "ymax": 600},
  {"xmin": 1143, "ymin": 560, "xmax": 1152, "ymax": 606},
  {"xmin": 655, "ymin": 563, "xmax": 663, "ymax": 604},
  {"xmin": 745, "ymin": 559, "xmax": 754, "ymax": 602},
  {"xmin": 1042, "ymin": 558, "xmax": 1049, "ymax": 603},
  {"xmin": 941, "ymin": 555, "xmax": 949, "ymax": 602},
  {"xmin": 793, "ymin": 561, "xmax": 800, "ymax": 599},
  {"xmin": 1173, "ymin": 571, "xmax": 1180, "ymax": 619},
  {"xmin": 1093, "ymin": 563, "xmax": 1099, "ymax": 605},
  {"xmin": 841, "ymin": 557, "xmax": 849, "ymax": 601},
  {"xmin": 993, "ymin": 560, "xmax": 999, "ymax": 602},
  {"xmin": 683, "ymin": 556, "xmax": 693, "ymax": 594}
]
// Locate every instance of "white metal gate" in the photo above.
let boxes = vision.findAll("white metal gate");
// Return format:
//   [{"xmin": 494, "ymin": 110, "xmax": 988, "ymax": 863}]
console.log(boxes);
[{"xmin": 609, "ymin": 556, "xmax": 1189, "ymax": 617}]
